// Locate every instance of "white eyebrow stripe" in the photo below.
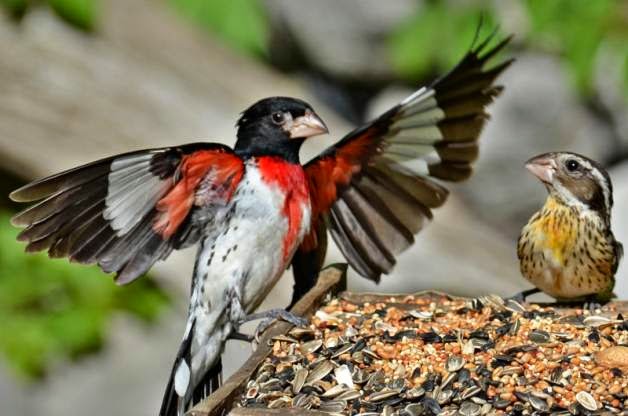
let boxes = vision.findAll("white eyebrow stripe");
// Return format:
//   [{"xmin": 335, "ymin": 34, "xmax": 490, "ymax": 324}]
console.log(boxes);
[{"xmin": 590, "ymin": 167, "xmax": 612, "ymax": 210}]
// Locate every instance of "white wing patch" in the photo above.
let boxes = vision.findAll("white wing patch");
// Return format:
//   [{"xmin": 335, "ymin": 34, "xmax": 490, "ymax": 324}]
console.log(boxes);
[
  {"xmin": 376, "ymin": 88, "xmax": 452, "ymax": 176},
  {"xmin": 104, "ymin": 154, "xmax": 172, "ymax": 236},
  {"xmin": 392, "ymin": 106, "xmax": 446, "ymax": 130}
]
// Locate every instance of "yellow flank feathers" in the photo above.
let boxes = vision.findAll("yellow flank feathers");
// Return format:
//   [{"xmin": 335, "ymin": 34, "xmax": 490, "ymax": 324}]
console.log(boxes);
[
  {"xmin": 518, "ymin": 195, "xmax": 616, "ymax": 299},
  {"xmin": 529, "ymin": 197, "xmax": 576, "ymax": 266}
]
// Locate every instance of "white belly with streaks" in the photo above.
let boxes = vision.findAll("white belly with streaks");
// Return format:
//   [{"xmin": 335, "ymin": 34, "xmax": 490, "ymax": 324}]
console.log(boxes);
[{"xmin": 187, "ymin": 164, "xmax": 310, "ymax": 384}]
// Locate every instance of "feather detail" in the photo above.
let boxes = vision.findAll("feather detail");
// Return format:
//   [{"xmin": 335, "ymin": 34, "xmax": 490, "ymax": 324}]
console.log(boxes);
[
  {"xmin": 293, "ymin": 30, "xmax": 512, "ymax": 285},
  {"xmin": 10, "ymin": 143, "xmax": 244, "ymax": 284}
]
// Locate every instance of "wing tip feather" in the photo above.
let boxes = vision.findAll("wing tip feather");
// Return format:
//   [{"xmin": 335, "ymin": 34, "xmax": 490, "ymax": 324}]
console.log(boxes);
[{"xmin": 9, "ymin": 187, "xmax": 32, "ymax": 203}]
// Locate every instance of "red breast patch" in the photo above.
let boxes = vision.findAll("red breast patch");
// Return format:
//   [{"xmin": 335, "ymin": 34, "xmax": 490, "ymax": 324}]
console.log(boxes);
[{"xmin": 257, "ymin": 157, "xmax": 310, "ymax": 262}]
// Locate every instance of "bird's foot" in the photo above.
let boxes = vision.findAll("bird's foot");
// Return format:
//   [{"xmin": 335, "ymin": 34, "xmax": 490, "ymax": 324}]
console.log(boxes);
[
  {"xmin": 583, "ymin": 302, "xmax": 603, "ymax": 314},
  {"xmin": 582, "ymin": 295, "xmax": 608, "ymax": 314},
  {"xmin": 240, "ymin": 309, "xmax": 308, "ymax": 343},
  {"xmin": 507, "ymin": 288, "xmax": 541, "ymax": 304}
]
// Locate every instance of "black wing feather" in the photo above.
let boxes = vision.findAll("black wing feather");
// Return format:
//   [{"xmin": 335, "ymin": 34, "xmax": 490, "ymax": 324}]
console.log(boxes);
[{"xmin": 292, "ymin": 31, "xmax": 512, "ymax": 296}]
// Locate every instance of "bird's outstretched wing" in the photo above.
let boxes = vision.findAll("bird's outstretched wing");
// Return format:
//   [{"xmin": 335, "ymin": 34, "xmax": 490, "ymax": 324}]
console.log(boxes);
[
  {"xmin": 10, "ymin": 143, "xmax": 244, "ymax": 284},
  {"xmin": 292, "ymin": 33, "xmax": 513, "ymax": 292}
]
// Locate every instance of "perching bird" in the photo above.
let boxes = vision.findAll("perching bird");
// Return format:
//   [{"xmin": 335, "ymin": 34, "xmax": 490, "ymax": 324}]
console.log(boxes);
[
  {"xmin": 516, "ymin": 152, "xmax": 623, "ymax": 303},
  {"xmin": 10, "ymin": 32, "xmax": 511, "ymax": 415}
]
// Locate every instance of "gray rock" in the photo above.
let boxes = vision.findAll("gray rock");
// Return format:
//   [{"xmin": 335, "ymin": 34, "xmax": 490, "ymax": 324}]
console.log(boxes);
[{"xmin": 264, "ymin": 0, "xmax": 418, "ymax": 79}]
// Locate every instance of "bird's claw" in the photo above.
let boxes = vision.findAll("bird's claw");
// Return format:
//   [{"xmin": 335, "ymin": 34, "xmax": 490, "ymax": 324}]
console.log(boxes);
[
  {"xmin": 507, "ymin": 292, "xmax": 526, "ymax": 305},
  {"xmin": 583, "ymin": 302, "xmax": 602, "ymax": 314},
  {"xmin": 253, "ymin": 319, "xmax": 273, "ymax": 344},
  {"xmin": 240, "ymin": 308, "xmax": 309, "ymax": 344},
  {"xmin": 582, "ymin": 298, "xmax": 605, "ymax": 314},
  {"xmin": 506, "ymin": 288, "xmax": 541, "ymax": 304}
]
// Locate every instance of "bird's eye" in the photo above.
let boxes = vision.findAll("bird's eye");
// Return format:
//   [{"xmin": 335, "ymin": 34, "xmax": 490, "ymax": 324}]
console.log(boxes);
[
  {"xmin": 271, "ymin": 112, "xmax": 285, "ymax": 124},
  {"xmin": 565, "ymin": 159, "xmax": 580, "ymax": 172}
]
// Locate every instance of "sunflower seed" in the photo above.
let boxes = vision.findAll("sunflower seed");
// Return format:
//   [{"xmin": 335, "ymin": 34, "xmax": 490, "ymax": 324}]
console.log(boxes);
[
  {"xmin": 504, "ymin": 298, "xmax": 525, "ymax": 313},
  {"xmin": 367, "ymin": 389, "xmax": 401, "ymax": 402},
  {"xmin": 239, "ymin": 290, "xmax": 627, "ymax": 415},
  {"xmin": 325, "ymin": 335, "xmax": 340, "ymax": 348},
  {"xmin": 440, "ymin": 372, "xmax": 457, "ymax": 389},
  {"xmin": 405, "ymin": 387, "xmax": 426, "ymax": 400},
  {"xmin": 492, "ymin": 399, "xmax": 510, "ymax": 409},
  {"xmin": 575, "ymin": 391, "xmax": 598, "ymax": 411},
  {"xmin": 528, "ymin": 394, "xmax": 549, "ymax": 412},
  {"xmin": 461, "ymin": 386, "xmax": 482, "ymax": 400},
  {"xmin": 288, "ymin": 327, "xmax": 315, "ymax": 339},
  {"xmin": 336, "ymin": 389, "xmax": 362, "ymax": 401},
  {"xmin": 267, "ymin": 396, "xmax": 291, "ymax": 408},
  {"xmin": 318, "ymin": 399, "xmax": 347, "ymax": 412},
  {"xmin": 409, "ymin": 309, "xmax": 433, "ymax": 319},
  {"xmin": 459, "ymin": 401, "xmax": 482, "ymax": 416},
  {"xmin": 404, "ymin": 403, "xmax": 424, "ymax": 416},
  {"xmin": 583, "ymin": 315, "xmax": 612, "ymax": 327},
  {"xmin": 245, "ymin": 384, "xmax": 259, "ymax": 399},
  {"xmin": 306, "ymin": 360, "xmax": 334, "ymax": 384},
  {"xmin": 435, "ymin": 388, "xmax": 454, "ymax": 404},
  {"xmin": 445, "ymin": 355, "xmax": 465, "ymax": 372},
  {"xmin": 529, "ymin": 329, "xmax": 550, "ymax": 344},
  {"xmin": 331, "ymin": 343, "xmax": 353, "ymax": 358},
  {"xmin": 271, "ymin": 334, "xmax": 298, "ymax": 343},
  {"xmin": 292, "ymin": 367, "xmax": 308, "ymax": 394},
  {"xmin": 334, "ymin": 364, "xmax": 354, "ymax": 389},
  {"xmin": 344, "ymin": 326, "xmax": 358, "ymax": 338},
  {"xmin": 300, "ymin": 339, "xmax": 323, "ymax": 354},
  {"xmin": 422, "ymin": 397, "xmax": 442, "ymax": 414}
]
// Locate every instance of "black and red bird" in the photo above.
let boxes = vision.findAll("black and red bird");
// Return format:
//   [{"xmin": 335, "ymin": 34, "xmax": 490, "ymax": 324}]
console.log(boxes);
[{"xmin": 10, "ymin": 34, "xmax": 511, "ymax": 415}]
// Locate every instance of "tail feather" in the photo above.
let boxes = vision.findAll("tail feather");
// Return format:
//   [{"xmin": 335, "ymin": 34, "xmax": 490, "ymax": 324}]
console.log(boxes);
[
  {"xmin": 160, "ymin": 324, "xmax": 193, "ymax": 416},
  {"xmin": 159, "ymin": 319, "xmax": 224, "ymax": 416},
  {"xmin": 191, "ymin": 360, "xmax": 223, "ymax": 407}
]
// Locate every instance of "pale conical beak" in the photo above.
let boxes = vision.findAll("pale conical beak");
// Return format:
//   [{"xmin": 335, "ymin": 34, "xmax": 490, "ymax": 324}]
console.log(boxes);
[
  {"xmin": 289, "ymin": 110, "xmax": 328, "ymax": 139},
  {"xmin": 525, "ymin": 155, "xmax": 557, "ymax": 184}
]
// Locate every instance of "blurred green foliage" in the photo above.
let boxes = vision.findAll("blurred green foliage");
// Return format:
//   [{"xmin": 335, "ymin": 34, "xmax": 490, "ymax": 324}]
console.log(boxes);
[
  {"xmin": 390, "ymin": 0, "xmax": 628, "ymax": 99},
  {"xmin": 389, "ymin": 4, "xmax": 500, "ymax": 80},
  {"xmin": 0, "ymin": 0, "xmax": 96, "ymax": 31},
  {"xmin": 525, "ymin": 0, "xmax": 628, "ymax": 96},
  {"xmin": 169, "ymin": 0, "xmax": 269, "ymax": 57},
  {"xmin": 3, "ymin": 0, "xmax": 625, "ymax": 98},
  {"xmin": 0, "ymin": 211, "xmax": 169, "ymax": 380},
  {"xmin": 48, "ymin": 0, "xmax": 95, "ymax": 31}
]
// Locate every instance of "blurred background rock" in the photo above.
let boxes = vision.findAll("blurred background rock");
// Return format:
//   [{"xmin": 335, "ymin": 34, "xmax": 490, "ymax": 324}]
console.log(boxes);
[{"xmin": 0, "ymin": 0, "xmax": 627, "ymax": 414}]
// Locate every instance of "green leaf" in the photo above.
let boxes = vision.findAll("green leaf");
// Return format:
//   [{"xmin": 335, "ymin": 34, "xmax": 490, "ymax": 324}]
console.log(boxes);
[
  {"xmin": 388, "ymin": 3, "xmax": 499, "ymax": 81},
  {"xmin": 0, "ymin": 0, "xmax": 29, "ymax": 20},
  {"xmin": 169, "ymin": 0, "xmax": 269, "ymax": 57},
  {"xmin": 525, "ymin": 0, "xmax": 614, "ymax": 96},
  {"xmin": 0, "ymin": 211, "xmax": 170, "ymax": 380},
  {"xmin": 48, "ymin": 0, "xmax": 97, "ymax": 32}
]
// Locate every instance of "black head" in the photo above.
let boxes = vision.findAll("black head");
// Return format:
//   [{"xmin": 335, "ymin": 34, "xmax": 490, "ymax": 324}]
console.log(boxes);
[
  {"xmin": 234, "ymin": 97, "xmax": 328, "ymax": 163},
  {"xmin": 526, "ymin": 152, "xmax": 613, "ymax": 221}
]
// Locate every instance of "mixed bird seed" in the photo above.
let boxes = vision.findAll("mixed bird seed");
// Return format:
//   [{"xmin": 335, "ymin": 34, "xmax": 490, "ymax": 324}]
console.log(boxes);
[{"xmin": 235, "ymin": 293, "xmax": 628, "ymax": 415}]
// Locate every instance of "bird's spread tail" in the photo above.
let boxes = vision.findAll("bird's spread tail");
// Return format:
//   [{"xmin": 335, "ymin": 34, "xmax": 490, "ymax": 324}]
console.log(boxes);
[
  {"xmin": 160, "ymin": 320, "xmax": 195, "ymax": 416},
  {"xmin": 160, "ymin": 359, "xmax": 222, "ymax": 416},
  {"xmin": 191, "ymin": 360, "xmax": 223, "ymax": 408},
  {"xmin": 159, "ymin": 319, "xmax": 226, "ymax": 416}
]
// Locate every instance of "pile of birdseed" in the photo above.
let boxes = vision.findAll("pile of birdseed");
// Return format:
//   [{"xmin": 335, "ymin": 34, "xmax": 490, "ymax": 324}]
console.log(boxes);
[{"xmin": 235, "ymin": 293, "xmax": 628, "ymax": 415}]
